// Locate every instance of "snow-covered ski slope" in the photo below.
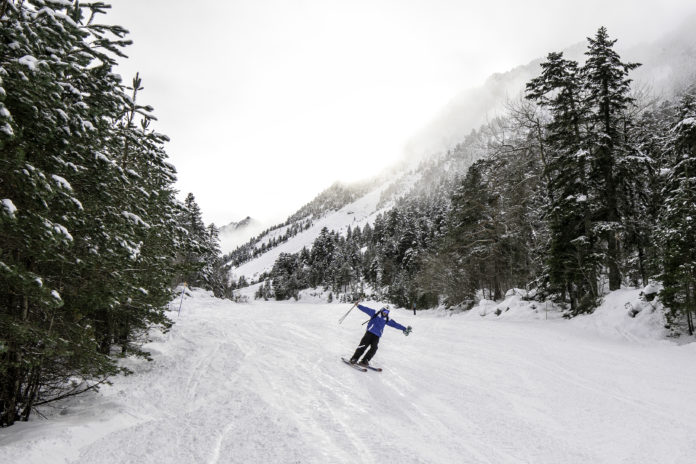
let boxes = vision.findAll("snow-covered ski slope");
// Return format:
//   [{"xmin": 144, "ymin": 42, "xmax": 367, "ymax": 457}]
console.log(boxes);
[{"xmin": 2, "ymin": 289, "xmax": 695, "ymax": 464}]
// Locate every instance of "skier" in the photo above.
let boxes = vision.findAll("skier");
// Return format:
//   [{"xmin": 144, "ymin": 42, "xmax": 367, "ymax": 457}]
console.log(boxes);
[{"xmin": 349, "ymin": 302, "xmax": 412, "ymax": 367}]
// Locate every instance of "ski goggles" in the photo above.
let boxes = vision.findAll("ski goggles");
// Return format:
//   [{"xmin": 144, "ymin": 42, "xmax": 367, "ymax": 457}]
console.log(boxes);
[{"xmin": 381, "ymin": 308, "xmax": 390, "ymax": 315}]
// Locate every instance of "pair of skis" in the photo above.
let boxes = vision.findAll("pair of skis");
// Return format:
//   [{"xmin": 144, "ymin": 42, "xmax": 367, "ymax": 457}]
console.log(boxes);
[{"xmin": 341, "ymin": 357, "xmax": 382, "ymax": 372}]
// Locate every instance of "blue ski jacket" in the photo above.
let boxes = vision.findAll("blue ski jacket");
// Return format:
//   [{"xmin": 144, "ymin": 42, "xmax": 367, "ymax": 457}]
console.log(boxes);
[{"xmin": 357, "ymin": 304, "xmax": 407, "ymax": 337}]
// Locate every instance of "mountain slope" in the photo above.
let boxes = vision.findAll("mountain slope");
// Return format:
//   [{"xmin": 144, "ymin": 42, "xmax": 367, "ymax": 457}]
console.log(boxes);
[
  {"xmin": 2, "ymin": 290, "xmax": 695, "ymax": 463},
  {"xmin": 226, "ymin": 164, "xmax": 431, "ymax": 282},
  {"xmin": 230, "ymin": 176, "xmax": 410, "ymax": 281},
  {"xmin": 227, "ymin": 21, "xmax": 696, "ymax": 288},
  {"xmin": 405, "ymin": 16, "xmax": 696, "ymax": 161}
]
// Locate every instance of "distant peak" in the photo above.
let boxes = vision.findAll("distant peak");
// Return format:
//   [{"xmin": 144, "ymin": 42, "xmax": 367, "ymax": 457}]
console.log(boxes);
[{"xmin": 220, "ymin": 216, "xmax": 257, "ymax": 233}]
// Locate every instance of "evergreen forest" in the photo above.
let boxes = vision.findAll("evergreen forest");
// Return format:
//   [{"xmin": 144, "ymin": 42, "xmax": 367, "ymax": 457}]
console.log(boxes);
[
  {"xmin": 254, "ymin": 27, "xmax": 696, "ymax": 338},
  {"xmin": 0, "ymin": 1, "xmax": 224, "ymax": 426}
]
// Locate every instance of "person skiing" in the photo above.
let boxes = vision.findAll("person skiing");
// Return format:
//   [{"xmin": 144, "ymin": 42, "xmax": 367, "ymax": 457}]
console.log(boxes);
[{"xmin": 349, "ymin": 302, "xmax": 412, "ymax": 367}]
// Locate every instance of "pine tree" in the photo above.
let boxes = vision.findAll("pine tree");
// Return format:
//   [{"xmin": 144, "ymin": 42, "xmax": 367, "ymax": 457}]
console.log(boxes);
[
  {"xmin": 422, "ymin": 162, "xmax": 488, "ymax": 305},
  {"xmin": 619, "ymin": 104, "xmax": 666, "ymax": 286},
  {"xmin": 202, "ymin": 224, "xmax": 229, "ymax": 298},
  {"xmin": 271, "ymin": 253, "xmax": 300, "ymax": 300},
  {"xmin": 176, "ymin": 193, "xmax": 223, "ymax": 290},
  {"xmin": 658, "ymin": 89, "xmax": 696, "ymax": 335},
  {"xmin": 1, "ymin": 1, "xmax": 181, "ymax": 426},
  {"xmin": 582, "ymin": 26, "xmax": 640, "ymax": 291},
  {"xmin": 526, "ymin": 51, "xmax": 598, "ymax": 312}
]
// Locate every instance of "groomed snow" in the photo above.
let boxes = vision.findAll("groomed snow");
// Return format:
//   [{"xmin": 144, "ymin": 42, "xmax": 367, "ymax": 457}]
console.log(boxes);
[{"xmin": 1, "ymin": 290, "xmax": 695, "ymax": 463}]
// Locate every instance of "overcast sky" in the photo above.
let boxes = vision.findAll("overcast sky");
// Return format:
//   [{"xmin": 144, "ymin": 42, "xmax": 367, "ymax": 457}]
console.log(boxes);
[{"xmin": 106, "ymin": 0, "xmax": 696, "ymax": 227}]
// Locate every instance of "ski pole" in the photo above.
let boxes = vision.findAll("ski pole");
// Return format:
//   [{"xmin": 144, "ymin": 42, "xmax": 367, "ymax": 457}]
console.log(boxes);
[{"xmin": 338, "ymin": 301, "xmax": 359, "ymax": 324}]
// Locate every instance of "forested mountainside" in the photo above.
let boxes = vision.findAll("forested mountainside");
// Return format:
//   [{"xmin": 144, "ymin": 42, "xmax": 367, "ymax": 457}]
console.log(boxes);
[
  {"xmin": 223, "ymin": 180, "xmax": 382, "ymax": 269},
  {"xmin": 238, "ymin": 27, "xmax": 696, "ymax": 337},
  {"xmin": 225, "ymin": 132, "xmax": 485, "ymax": 280},
  {"xmin": 406, "ymin": 15, "xmax": 696, "ymax": 163}
]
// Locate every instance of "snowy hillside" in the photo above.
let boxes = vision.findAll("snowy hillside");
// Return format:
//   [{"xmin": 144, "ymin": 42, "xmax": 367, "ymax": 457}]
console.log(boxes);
[
  {"xmin": 2, "ymin": 289, "xmax": 695, "ymax": 464},
  {"xmin": 229, "ymin": 170, "xmax": 421, "ymax": 282},
  {"xmin": 406, "ymin": 15, "xmax": 696, "ymax": 161},
  {"xmin": 231, "ymin": 184, "xmax": 390, "ymax": 281}
]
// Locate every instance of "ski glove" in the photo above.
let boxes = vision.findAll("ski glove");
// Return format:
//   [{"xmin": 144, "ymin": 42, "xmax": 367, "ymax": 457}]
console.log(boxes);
[{"xmin": 403, "ymin": 326, "xmax": 412, "ymax": 336}]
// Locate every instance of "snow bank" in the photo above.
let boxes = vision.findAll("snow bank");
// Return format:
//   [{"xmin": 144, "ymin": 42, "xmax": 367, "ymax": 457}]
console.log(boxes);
[
  {"xmin": 459, "ymin": 286, "xmax": 669, "ymax": 343},
  {"xmin": 464, "ymin": 288, "xmax": 564, "ymax": 321},
  {"xmin": 296, "ymin": 286, "xmax": 334, "ymax": 303},
  {"xmin": 571, "ymin": 287, "xmax": 668, "ymax": 342}
]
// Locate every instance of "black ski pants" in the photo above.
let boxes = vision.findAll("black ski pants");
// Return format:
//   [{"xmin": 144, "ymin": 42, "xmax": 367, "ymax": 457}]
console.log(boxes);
[{"xmin": 351, "ymin": 331, "xmax": 380, "ymax": 362}]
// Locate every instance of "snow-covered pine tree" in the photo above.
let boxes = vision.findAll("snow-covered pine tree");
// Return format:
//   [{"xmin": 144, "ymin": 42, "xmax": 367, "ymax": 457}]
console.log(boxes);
[
  {"xmin": 271, "ymin": 252, "xmax": 302, "ymax": 300},
  {"xmin": 618, "ymin": 101, "xmax": 670, "ymax": 287},
  {"xmin": 1, "ymin": 1, "xmax": 181, "ymax": 426},
  {"xmin": 0, "ymin": 0, "xmax": 128, "ymax": 426},
  {"xmin": 658, "ymin": 89, "xmax": 696, "ymax": 335},
  {"xmin": 203, "ymin": 224, "xmax": 231, "ymax": 297},
  {"xmin": 176, "ymin": 193, "xmax": 225, "ymax": 293},
  {"xmin": 526, "ymin": 50, "xmax": 599, "ymax": 313},
  {"xmin": 422, "ymin": 161, "xmax": 488, "ymax": 305},
  {"xmin": 308, "ymin": 227, "xmax": 335, "ymax": 287},
  {"xmin": 81, "ymin": 73, "xmax": 180, "ymax": 358},
  {"xmin": 582, "ymin": 26, "xmax": 640, "ymax": 291}
]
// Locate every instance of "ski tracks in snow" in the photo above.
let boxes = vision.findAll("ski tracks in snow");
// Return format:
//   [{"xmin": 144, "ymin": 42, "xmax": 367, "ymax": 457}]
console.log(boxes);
[{"xmin": 2, "ymin": 290, "xmax": 696, "ymax": 464}]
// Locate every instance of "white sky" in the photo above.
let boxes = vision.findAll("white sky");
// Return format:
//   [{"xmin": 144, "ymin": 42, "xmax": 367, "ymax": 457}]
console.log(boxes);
[{"xmin": 106, "ymin": 0, "xmax": 696, "ymax": 226}]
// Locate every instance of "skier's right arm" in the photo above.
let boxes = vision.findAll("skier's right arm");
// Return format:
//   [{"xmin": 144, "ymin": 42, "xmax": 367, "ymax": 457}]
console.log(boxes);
[{"xmin": 357, "ymin": 304, "xmax": 375, "ymax": 316}]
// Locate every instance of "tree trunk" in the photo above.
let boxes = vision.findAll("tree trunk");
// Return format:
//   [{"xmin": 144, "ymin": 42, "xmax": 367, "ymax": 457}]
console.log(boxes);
[
  {"xmin": 686, "ymin": 281, "xmax": 695, "ymax": 336},
  {"xmin": 602, "ymin": 144, "xmax": 621, "ymax": 291},
  {"xmin": 19, "ymin": 367, "xmax": 42, "ymax": 421},
  {"xmin": 607, "ymin": 233, "xmax": 621, "ymax": 290},
  {"xmin": 566, "ymin": 281, "xmax": 576, "ymax": 314},
  {"xmin": 637, "ymin": 244, "xmax": 647, "ymax": 287},
  {"xmin": 601, "ymin": 76, "xmax": 622, "ymax": 291}
]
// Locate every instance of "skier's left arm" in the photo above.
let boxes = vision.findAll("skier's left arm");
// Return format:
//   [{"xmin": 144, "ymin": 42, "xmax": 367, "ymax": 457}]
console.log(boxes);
[{"xmin": 387, "ymin": 319, "xmax": 412, "ymax": 335}]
